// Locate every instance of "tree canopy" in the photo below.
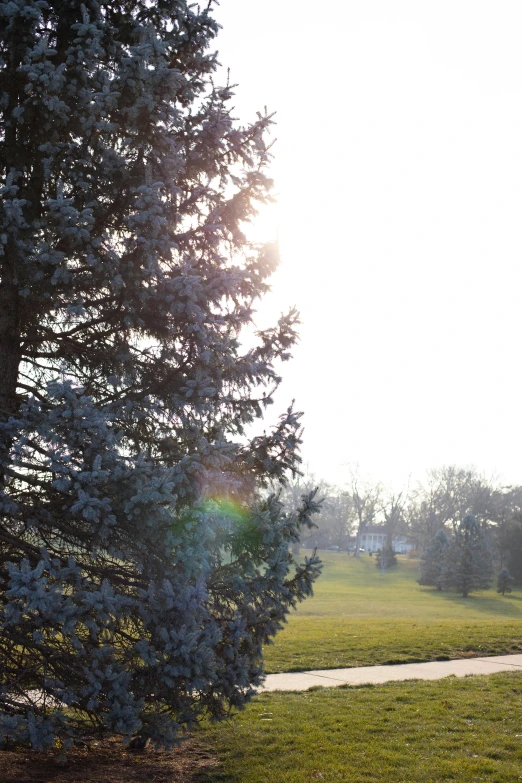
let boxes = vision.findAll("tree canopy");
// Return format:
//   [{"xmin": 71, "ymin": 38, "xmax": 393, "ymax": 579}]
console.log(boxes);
[{"xmin": 0, "ymin": 0, "xmax": 321, "ymax": 749}]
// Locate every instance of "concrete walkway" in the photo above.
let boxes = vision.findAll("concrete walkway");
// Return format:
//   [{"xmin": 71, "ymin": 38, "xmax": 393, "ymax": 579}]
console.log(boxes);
[{"xmin": 261, "ymin": 654, "xmax": 522, "ymax": 692}]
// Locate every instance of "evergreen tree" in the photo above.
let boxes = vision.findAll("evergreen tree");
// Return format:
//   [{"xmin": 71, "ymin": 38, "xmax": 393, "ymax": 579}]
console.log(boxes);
[
  {"xmin": 418, "ymin": 529, "xmax": 449, "ymax": 590},
  {"xmin": 0, "ymin": 0, "xmax": 322, "ymax": 750},
  {"xmin": 498, "ymin": 519, "xmax": 522, "ymax": 585},
  {"xmin": 375, "ymin": 544, "xmax": 397, "ymax": 571},
  {"xmin": 442, "ymin": 515, "xmax": 493, "ymax": 597},
  {"xmin": 497, "ymin": 567, "xmax": 514, "ymax": 595}
]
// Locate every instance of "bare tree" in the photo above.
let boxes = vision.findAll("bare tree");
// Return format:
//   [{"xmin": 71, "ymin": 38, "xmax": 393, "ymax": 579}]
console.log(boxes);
[
  {"xmin": 382, "ymin": 488, "xmax": 408, "ymax": 547},
  {"xmin": 407, "ymin": 481, "xmax": 451, "ymax": 549},
  {"xmin": 321, "ymin": 491, "xmax": 355, "ymax": 550},
  {"xmin": 408, "ymin": 466, "xmax": 506, "ymax": 549},
  {"xmin": 345, "ymin": 468, "xmax": 381, "ymax": 557}
]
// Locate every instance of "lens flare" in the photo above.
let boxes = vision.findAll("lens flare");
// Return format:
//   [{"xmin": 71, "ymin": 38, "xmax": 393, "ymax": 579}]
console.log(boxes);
[{"xmin": 201, "ymin": 495, "xmax": 249, "ymax": 523}]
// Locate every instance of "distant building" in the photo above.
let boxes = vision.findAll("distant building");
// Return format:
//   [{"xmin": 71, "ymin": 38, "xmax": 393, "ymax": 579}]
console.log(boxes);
[
  {"xmin": 360, "ymin": 526, "xmax": 414, "ymax": 554},
  {"xmin": 391, "ymin": 534, "xmax": 415, "ymax": 555},
  {"xmin": 360, "ymin": 526, "xmax": 386, "ymax": 552}
]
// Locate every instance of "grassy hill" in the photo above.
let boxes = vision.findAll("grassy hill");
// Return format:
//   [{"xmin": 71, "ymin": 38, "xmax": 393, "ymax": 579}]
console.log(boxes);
[{"xmin": 264, "ymin": 551, "xmax": 522, "ymax": 672}]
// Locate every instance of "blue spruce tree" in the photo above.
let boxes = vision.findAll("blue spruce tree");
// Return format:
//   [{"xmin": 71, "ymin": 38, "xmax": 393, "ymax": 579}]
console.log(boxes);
[
  {"xmin": 497, "ymin": 567, "xmax": 514, "ymax": 596},
  {"xmin": 375, "ymin": 544, "xmax": 397, "ymax": 571},
  {"xmin": 442, "ymin": 515, "xmax": 493, "ymax": 597},
  {"xmin": 0, "ymin": 0, "xmax": 321, "ymax": 749},
  {"xmin": 418, "ymin": 529, "xmax": 449, "ymax": 590}
]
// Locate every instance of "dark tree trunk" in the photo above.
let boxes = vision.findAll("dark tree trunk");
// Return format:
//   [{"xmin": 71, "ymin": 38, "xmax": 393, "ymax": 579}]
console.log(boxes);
[
  {"xmin": 0, "ymin": 271, "xmax": 21, "ymax": 483},
  {"xmin": 0, "ymin": 18, "xmax": 27, "ymax": 483}
]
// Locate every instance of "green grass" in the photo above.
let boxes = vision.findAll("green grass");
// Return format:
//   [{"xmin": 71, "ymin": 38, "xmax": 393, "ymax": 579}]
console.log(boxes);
[
  {"xmin": 195, "ymin": 554, "xmax": 522, "ymax": 782},
  {"xmin": 264, "ymin": 552, "xmax": 522, "ymax": 673},
  {"xmin": 200, "ymin": 672, "xmax": 522, "ymax": 782}
]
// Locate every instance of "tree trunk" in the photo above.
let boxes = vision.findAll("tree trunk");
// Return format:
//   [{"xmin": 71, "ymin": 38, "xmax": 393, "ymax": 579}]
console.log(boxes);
[
  {"xmin": 0, "ymin": 271, "xmax": 21, "ymax": 484},
  {"xmin": 354, "ymin": 528, "xmax": 361, "ymax": 557},
  {"xmin": 1, "ymin": 26, "xmax": 26, "ymax": 483}
]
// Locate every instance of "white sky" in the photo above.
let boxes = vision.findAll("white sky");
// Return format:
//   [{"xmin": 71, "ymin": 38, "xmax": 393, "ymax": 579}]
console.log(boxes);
[{"xmin": 215, "ymin": 1, "xmax": 522, "ymax": 490}]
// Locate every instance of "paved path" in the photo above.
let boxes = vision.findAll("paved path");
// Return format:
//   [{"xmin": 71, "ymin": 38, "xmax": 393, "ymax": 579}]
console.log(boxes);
[{"xmin": 261, "ymin": 654, "xmax": 522, "ymax": 692}]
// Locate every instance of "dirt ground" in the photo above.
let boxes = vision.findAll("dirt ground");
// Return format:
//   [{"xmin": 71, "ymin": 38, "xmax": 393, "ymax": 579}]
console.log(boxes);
[{"xmin": 1, "ymin": 737, "xmax": 219, "ymax": 783}]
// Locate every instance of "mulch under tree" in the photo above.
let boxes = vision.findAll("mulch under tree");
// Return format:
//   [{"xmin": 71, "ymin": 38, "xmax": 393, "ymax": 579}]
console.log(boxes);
[{"xmin": 1, "ymin": 737, "xmax": 218, "ymax": 783}]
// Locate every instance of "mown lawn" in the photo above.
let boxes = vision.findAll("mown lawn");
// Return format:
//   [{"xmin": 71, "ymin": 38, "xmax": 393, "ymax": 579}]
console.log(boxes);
[
  {"xmin": 200, "ymin": 672, "xmax": 522, "ymax": 782},
  {"xmin": 264, "ymin": 552, "xmax": 522, "ymax": 673}
]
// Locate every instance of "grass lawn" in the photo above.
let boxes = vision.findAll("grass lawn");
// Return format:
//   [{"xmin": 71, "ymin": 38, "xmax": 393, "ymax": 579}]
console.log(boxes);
[
  {"xmin": 264, "ymin": 552, "xmax": 522, "ymax": 673},
  {"xmin": 200, "ymin": 672, "xmax": 522, "ymax": 782}
]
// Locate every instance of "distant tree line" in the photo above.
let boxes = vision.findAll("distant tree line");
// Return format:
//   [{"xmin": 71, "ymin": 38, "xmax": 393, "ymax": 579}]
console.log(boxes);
[
  {"xmin": 412, "ymin": 466, "xmax": 522, "ymax": 593},
  {"xmin": 280, "ymin": 465, "xmax": 522, "ymax": 588}
]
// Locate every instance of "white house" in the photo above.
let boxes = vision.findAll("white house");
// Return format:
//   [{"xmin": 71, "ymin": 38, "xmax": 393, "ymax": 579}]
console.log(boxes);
[
  {"xmin": 360, "ymin": 526, "xmax": 414, "ymax": 554},
  {"xmin": 360, "ymin": 527, "xmax": 386, "ymax": 552},
  {"xmin": 392, "ymin": 535, "xmax": 415, "ymax": 555}
]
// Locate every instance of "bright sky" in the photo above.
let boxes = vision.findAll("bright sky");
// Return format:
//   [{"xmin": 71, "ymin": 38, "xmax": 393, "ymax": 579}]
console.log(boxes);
[{"xmin": 216, "ymin": 1, "xmax": 522, "ymax": 490}]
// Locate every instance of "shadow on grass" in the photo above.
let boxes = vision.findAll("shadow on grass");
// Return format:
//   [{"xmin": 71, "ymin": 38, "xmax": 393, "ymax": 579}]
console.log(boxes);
[{"xmin": 424, "ymin": 589, "xmax": 522, "ymax": 617}]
